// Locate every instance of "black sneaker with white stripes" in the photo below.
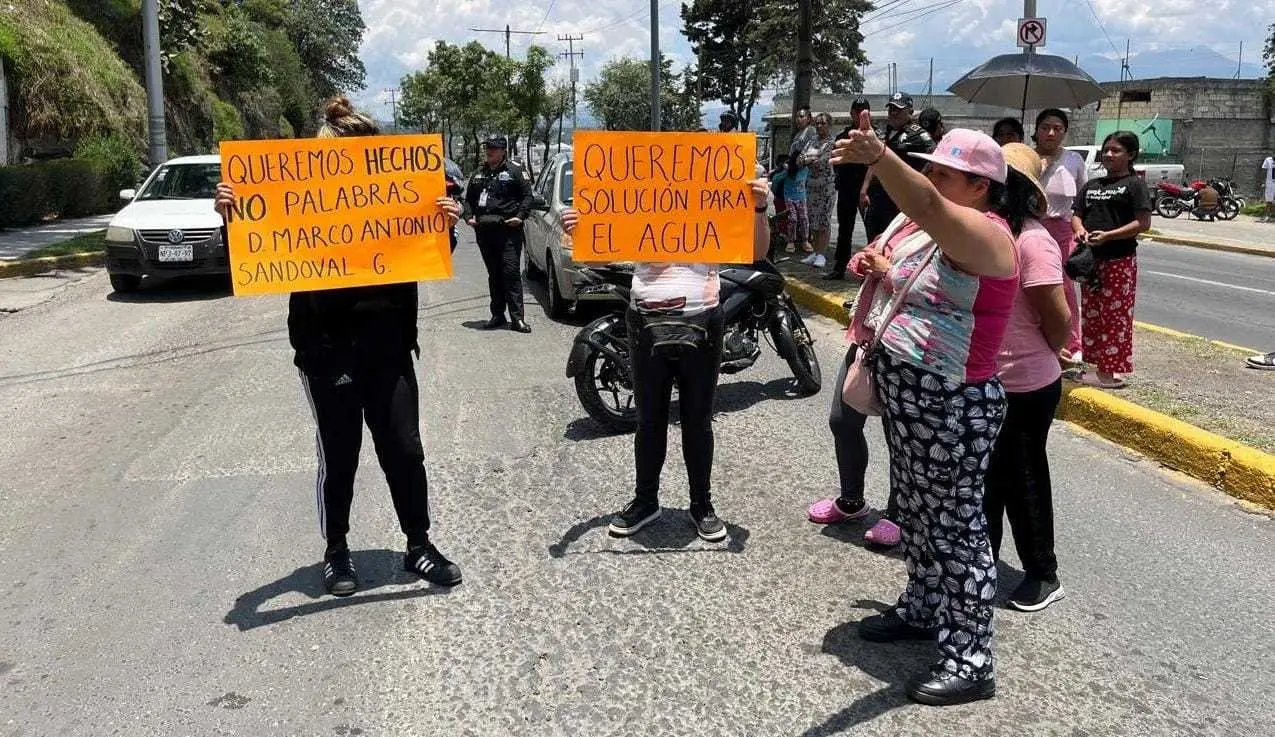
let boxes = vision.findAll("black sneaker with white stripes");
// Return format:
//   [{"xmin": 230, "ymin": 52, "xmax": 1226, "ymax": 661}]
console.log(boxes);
[
  {"xmin": 404, "ymin": 542, "xmax": 463, "ymax": 587},
  {"xmin": 689, "ymin": 503, "xmax": 727, "ymax": 542},
  {"xmin": 607, "ymin": 498, "xmax": 661, "ymax": 537},
  {"xmin": 323, "ymin": 547, "xmax": 358, "ymax": 597}
]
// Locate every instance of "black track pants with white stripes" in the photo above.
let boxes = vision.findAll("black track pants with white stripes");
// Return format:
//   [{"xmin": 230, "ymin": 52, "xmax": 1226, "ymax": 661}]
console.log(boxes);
[{"xmin": 299, "ymin": 353, "xmax": 431, "ymax": 549}]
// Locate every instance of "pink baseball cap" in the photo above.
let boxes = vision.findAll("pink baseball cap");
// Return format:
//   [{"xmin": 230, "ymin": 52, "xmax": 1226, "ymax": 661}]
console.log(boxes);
[{"xmin": 909, "ymin": 128, "xmax": 1008, "ymax": 184}]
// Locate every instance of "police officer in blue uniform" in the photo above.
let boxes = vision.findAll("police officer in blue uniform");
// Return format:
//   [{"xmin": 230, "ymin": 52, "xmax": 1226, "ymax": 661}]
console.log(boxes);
[{"xmin": 464, "ymin": 136, "xmax": 534, "ymax": 333}]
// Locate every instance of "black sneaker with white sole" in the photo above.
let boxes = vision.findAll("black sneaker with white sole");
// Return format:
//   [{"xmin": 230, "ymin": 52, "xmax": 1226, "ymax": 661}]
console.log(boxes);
[
  {"xmin": 1007, "ymin": 577, "xmax": 1065, "ymax": 612},
  {"xmin": 404, "ymin": 542, "xmax": 463, "ymax": 587},
  {"xmin": 607, "ymin": 498, "xmax": 661, "ymax": 537},
  {"xmin": 689, "ymin": 504, "xmax": 727, "ymax": 542},
  {"xmin": 323, "ymin": 547, "xmax": 358, "ymax": 597}
]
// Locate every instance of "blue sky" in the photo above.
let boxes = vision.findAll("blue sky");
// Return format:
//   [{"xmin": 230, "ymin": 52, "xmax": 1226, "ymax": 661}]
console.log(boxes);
[{"xmin": 351, "ymin": 0, "xmax": 1273, "ymax": 124}]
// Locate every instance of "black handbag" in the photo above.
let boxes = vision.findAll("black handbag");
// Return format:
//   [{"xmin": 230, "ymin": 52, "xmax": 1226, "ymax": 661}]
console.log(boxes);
[{"xmin": 1064, "ymin": 240, "xmax": 1099, "ymax": 285}]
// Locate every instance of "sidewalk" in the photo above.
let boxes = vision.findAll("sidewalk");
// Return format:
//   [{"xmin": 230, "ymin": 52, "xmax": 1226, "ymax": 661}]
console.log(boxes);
[
  {"xmin": 777, "ymin": 259, "xmax": 1275, "ymax": 509},
  {"xmin": 0, "ymin": 214, "xmax": 113, "ymax": 261},
  {"xmin": 1146, "ymin": 213, "xmax": 1275, "ymax": 257}
]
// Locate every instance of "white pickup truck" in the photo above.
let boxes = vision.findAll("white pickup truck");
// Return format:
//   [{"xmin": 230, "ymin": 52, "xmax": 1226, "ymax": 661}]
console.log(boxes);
[{"xmin": 1066, "ymin": 145, "xmax": 1185, "ymax": 185}]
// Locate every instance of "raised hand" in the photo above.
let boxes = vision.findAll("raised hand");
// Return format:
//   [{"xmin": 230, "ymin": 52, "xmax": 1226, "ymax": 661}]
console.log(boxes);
[{"xmin": 830, "ymin": 110, "xmax": 886, "ymax": 167}]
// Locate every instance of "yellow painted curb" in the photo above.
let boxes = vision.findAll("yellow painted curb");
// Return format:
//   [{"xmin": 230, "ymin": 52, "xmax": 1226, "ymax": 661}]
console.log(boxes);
[
  {"xmin": 1133, "ymin": 321, "xmax": 1257, "ymax": 356},
  {"xmin": 784, "ymin": 276, "xmax": 1275, "ymax": 509},
  {"xmin": 1143, "ymin": 234, "xmax": 1275, "ymax": 259},
  {"xmin": 0, "ymin": 251, "xmax": 105, "ymax": 279}
]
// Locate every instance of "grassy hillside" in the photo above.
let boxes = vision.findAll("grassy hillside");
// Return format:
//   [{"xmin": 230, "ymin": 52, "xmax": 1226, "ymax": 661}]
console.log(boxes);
[
  {"xmin": 0, "ymin": 1, "xmax": 147, "ymax": 151},
  {"xmin": 1, "ymin": 0, "xmax": 367, "ymax": 162}
]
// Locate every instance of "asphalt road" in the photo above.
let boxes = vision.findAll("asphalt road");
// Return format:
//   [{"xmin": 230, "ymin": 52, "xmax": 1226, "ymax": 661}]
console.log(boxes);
[
  {"xmin": 1136, "ymin": 242, "xmax": 1275, "ymax": 350},
  {"xmin": 831, "ymin": 214, "xmax": 1274, "ymax": 350},
  {"xmin": 0, "ymin": 235, "xmax": 1272, "ymax": 736}
]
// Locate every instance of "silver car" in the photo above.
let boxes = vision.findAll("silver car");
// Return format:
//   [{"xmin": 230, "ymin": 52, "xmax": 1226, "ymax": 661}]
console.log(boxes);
[{"xmin": 524, "ymin": 151, "xmax": 624, "ymax": 318}]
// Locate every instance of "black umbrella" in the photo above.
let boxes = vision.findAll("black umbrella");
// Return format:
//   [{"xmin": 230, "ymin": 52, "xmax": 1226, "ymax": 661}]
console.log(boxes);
[{"xmin": 948, "ymin": 52, "xmax": 1105, "ymax": 115}]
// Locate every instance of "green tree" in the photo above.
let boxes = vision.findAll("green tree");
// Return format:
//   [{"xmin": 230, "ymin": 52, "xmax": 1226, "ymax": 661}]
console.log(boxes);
[
  {"xmin": 584, "ymin": 56, "xmax": 703, "ymax": 131},
  {"xmin": 510, "ymin": 46, "xmax": 554, "ymax": 175},
  {"xmin": 1265, "ymin": 24, "xmax": 1275, "ymax": 94},
  {"xmin": 682, "ymin": 0, "xmax": 872, "ymax": 125},
  {"xmin": 284, "ymin": 0, "xmax": 368, "ymax": 100},
  {"xmin": 533, "ymin": 82, "xmax": 571, "ymax": 169}
]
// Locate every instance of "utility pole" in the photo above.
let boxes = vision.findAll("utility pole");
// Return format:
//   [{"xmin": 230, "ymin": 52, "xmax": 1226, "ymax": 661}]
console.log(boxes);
[
  {"xmin": 1236, "ymin": 41, "xmax": 1243, "ymax": 79},
  {"xmin": 141, "ymin": 0, "xmax": 167, "ymax": 164},
  {"xmin": 793, "ymin": 0, "xmax": 813, "ymax": 116},
  {"xmin": 470, "ymin": 24, "xmax": 545, "ymax": 59},
  {"xmin": 558, "ymin": 34, "xmax": 584, "ymax": 135},
  {"xmin": 383, "ymin": 88, "xmax": 400, "ymax": 132},
  {"xmin": 1116, "ymin": 39, "xmax": 1130, "ymax": 129},
  {"xmin": 650, "ymin": 0, "xmax": 661, "ymax": 131}
]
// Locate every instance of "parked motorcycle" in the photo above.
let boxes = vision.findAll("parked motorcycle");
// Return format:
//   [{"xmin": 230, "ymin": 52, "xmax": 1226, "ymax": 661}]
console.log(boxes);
[
  {"xmin": 565, "ymin": 262, "xmax": 822, "ymax": 433},
  {"xmin": 1157, "ymin": 179, "xmax": 1242, "ymax": 220}
]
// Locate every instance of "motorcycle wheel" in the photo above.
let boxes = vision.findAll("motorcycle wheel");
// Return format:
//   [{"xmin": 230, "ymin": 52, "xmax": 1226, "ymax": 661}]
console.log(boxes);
[
  {"xmin": 574, "ymin": 348, "xmax": 638, "ymax": 433},
  {"xmin": 1156, "ymin": 198, "xmax": 1183, "ymax": 219},
  {"xmin": 1218, "ymin": 199, "xmax": 1241, "ymax": 220},
  {"xmin": 774, "ymin": 311, "xmax": 821, "ymax": 395}
]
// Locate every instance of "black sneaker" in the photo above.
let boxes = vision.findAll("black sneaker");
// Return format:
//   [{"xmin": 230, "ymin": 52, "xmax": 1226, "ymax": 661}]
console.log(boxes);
[
  {"xmin": 404, "ymin": 542, "xmax": 463, "ymax": 587},
  {"xmin": 689, "ymin": 504, "xmax": 727, "ymax": 542},
  {"xmin": 1007, "ymin": 577, "xmax": 1065, "ymax": 612},
  {"xmin": 323, "ymin": 548, "xmax": 358, "ymax": 597},
  {"xmin": 858, "ymin": 609, "xmax": 936, "ymax": 642},
  {"xmin": 906, "ymin": 666, "xmax": 996, "ymax": 706},
  {"xmin": 607, "ymin": 498, "xmax": 661, "ymax": 537}
]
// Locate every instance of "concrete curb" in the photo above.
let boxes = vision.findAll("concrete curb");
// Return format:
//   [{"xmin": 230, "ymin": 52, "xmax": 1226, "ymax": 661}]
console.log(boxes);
[
  {"xmin": 784, "ymin": 276, "xmax": 1275, "ymax": 510},
  {"xmin": 1143, "ymin": 232, "xmax": 1275, "ymax": 259},
  {"xmin": 0, "ymin": 251, "xmax": 105, "ymax": 279}
]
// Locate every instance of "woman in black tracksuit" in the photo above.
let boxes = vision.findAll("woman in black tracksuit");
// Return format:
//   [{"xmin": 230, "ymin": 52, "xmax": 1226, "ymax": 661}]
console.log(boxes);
[{"xmin": 215, "ymin": 96, "xmax": 463, "ymax": 597}]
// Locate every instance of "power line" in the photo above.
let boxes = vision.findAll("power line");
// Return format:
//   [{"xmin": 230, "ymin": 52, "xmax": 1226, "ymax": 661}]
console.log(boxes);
[
  {"xmin": 470, "ymin": 24, "xmax": 546, "ymax": 59},
  {"xmin": 1083, "ymin": 0, "xmax": 1122, "ymax": 56},
  {"xmin": 567, "ymin": 1, "xmax": 674, "ymax": 36},
  {"xmin": 863, "ymin": 0, "xmax": 963, "ymax": 37},
  {"xmin": 536, "ymin": 0, "xmax": 560, "ymax": 32}
]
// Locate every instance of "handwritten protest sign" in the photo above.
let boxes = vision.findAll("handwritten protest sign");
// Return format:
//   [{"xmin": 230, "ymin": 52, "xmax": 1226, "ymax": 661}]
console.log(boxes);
[
  {"xmin": 219, "ymin": 134, "xmax": 451, "ymax": 296},
  {"xmin": 571, "ymin": 131, "xmax": 756, "ymax": 264}
]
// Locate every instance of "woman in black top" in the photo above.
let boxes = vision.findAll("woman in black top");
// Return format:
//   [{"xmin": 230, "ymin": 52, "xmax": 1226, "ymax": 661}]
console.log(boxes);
[{"xmin": 1071, "ymin": 131, "xmax": 1152, "ymax": 389}]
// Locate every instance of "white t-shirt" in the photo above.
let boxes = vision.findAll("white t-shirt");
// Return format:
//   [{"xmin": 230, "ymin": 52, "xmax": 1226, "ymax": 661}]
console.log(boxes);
[
  {"xmin": 1041, "ymin": 149, "xmax": 1088, "ymax": 220},
  {"xmin": 631, "ymin": 263, "xmax": 720, "ymax": 316},
  {"xmin": 1263, "ymin": 157, "xmax": 1275, "ymax": 201}
]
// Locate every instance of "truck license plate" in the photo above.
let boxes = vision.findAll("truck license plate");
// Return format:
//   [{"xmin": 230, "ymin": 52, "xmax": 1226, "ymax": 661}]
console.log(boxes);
[{"xmin": 158, "ymin": 245, "xmax": 193, "ymax": 262}]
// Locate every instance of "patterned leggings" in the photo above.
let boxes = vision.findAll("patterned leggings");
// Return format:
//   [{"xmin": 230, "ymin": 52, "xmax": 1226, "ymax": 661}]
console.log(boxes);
[
  {"xmin": 786, "ymin": 199, "xmax": 809, "ymax": 245},
  {"xmin": 873, "ymin": 352, "xmax": 1006, "ymax": 682},
  {"xmin": 1081, "ymin": 255, "xmax": 1137, "ymax": 375}
]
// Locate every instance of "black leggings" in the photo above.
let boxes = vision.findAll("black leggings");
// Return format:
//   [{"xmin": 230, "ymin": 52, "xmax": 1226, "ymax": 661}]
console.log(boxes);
[
  {"xmin": 829, "ymin": 346, "xmax": 898, "ymax": 519},
  {"xmin": 984, "ymin": 379, "xmax": 1063, "ymax": 582},
  {"xmin": 628, "ymin": 307, "xmax": 724, "ymax": 508}
]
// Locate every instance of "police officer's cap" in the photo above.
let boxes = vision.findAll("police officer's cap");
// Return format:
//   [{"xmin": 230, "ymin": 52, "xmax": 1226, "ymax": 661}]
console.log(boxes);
[
  {"xmin": 484, "ymin": 135, "xmax": 509, "ymax": 149},
  {"xmin": 886, "ymin": 92, "xmax": 914, "ymax": 109}
]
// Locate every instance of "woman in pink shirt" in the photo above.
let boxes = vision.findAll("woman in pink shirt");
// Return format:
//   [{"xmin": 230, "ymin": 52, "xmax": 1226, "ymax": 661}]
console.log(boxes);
[
  {"xmin": 1033, "ymin": 108, "xmax": 1087, "ymax": 364},
  {"xmin": 985, "ymin": 144, "xmax": 1073, "ymax": 614},
  {"xmin": 833, "ymin": 118, "xmax": 1029, "ymax": 706}
]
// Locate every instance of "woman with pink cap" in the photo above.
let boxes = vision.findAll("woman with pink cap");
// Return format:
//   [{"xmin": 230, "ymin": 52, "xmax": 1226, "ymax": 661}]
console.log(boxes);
[{"xmin": 832, "ymin": 114, "xmax": 1031, "ymax": 706}]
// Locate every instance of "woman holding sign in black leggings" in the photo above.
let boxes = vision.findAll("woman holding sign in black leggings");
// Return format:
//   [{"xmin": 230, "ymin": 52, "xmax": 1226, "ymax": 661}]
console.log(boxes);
[
  {"xmin": 558, "ymin": 177, "xmax": 772, "ymax": 543},
  {"xmin": 214, "ymin": 96, "xmax": 464, "ymax": 597}
]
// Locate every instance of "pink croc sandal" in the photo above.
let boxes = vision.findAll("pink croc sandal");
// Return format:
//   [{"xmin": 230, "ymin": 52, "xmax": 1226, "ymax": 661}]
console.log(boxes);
[
  {"xmin": 864, "ymin": 518, "xmax": 901, "ymax": 547},
  {"xmin": 808, "ymin": 498, "xmax": 871, "ymax": 524}
]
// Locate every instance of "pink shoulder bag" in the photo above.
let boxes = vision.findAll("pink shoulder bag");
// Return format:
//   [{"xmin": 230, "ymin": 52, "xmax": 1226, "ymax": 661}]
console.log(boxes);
[{"xmin": 841, "ymin": 242, "xmax": 938, "ymax": 416}]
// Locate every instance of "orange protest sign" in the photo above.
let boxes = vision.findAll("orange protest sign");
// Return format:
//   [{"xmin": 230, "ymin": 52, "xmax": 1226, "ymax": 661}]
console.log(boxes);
[
  {"xmin": 219, "ymin": 134, "xmax": 452, "ymax": 296},
  {"xmin": 571, "ymin": 131, "xmax": 756, "ymax": 264}
]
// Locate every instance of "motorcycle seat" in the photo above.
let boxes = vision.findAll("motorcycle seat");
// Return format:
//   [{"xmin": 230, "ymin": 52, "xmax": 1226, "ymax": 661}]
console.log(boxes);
[{"xmin": 720, "ymin": 267, "xmax": 785, "ymax": 296}]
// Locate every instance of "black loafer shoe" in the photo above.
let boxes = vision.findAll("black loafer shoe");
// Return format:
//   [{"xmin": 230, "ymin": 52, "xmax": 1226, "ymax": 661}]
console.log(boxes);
[
  {"xmin": 482, "ymin": 315, "xmax": 508, "ymax": 330},
  {"xmin": 511, "ymin": 319, "xmax": 532, "ymax": 333},
  {"xmin": 857, "ymin": 610, "xmax": 936, "ymax": 642},
  {"xmin": 906, "ymin": 667, "xmax": 996, "ymax": 706}
]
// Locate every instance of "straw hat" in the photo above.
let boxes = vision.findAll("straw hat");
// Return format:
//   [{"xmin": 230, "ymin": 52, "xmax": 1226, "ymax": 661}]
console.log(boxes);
[{"xmin": 1001, "ymin": 142, "xmax": 1047, "ymax": 217}]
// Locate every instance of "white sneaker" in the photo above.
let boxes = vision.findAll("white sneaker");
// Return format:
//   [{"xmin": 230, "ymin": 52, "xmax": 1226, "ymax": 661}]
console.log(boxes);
[
  {"xmin": 801, "ymin": 253, "xmax": 818, "ymax": 265},
  {"xmin": 813, "ymin": 254, "xmax": 826, "ymax": 268}
]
